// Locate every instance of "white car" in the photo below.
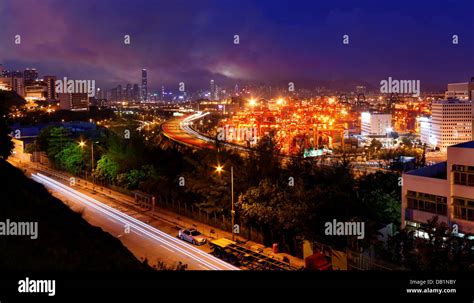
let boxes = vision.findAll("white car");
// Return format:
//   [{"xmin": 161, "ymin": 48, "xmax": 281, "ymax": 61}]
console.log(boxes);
[{"xmin": 178, "ymin": 228, "xmax": 207, "ymax": 245}]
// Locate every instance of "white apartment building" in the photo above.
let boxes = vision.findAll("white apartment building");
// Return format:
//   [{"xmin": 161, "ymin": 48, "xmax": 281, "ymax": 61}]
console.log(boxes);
[
  {"xmin": 417, "ymin": 116, "xmax": 435, "ymax": 146},
  {"xmin": 361, "ymin": 112, "xmax": 392, "ymax": 137},
  {"xmin": 402, "ymin": 141, "xmax": 474, "ymax": 236},
  {"xmin": 431, "ymin": 99, "xmax": 473, "ymax": 151}
]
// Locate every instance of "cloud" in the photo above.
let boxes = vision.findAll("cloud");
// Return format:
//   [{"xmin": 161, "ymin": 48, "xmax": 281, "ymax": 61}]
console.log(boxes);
[{"xmin": 0, "ymin": 0, "xmax": 472, "ymax": 91}]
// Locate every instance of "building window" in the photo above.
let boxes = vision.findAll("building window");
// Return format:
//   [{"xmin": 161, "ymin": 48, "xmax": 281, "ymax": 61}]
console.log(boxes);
[
  {"xmin": 407, "ymin": 190, "xmax": 447, "ymax": 215},
  {"xmin": 452, "ymin": 165, "xmax": 474, "ymax": 186},
  {"xmin": 453, "ymin": 198, "xmax": 474, "ymax": 222}
]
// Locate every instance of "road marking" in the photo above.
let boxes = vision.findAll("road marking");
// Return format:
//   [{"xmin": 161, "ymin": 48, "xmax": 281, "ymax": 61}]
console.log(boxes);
[{"xmin": 160, "ymin": 245, "xmax": 175, "ymax": 253}]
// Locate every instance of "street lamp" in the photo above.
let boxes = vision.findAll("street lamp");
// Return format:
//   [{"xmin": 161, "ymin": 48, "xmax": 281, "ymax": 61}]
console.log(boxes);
[
  {"xmin": 215, "ymin": 164, "xmax": 235, "ymax": 241},
  {"xmin": 78, "ymin": 140, "xmax": 98, "ymax": 190}
]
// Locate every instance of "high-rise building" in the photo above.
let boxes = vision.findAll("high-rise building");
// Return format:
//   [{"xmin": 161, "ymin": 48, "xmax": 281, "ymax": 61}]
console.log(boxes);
[
  {"xmin": 431, "ymin": 99, "xmax": 473, "ymax": 151},
  {"xmin": 0, "ymin": 75, "xmax": 25, "ymax": 97},
  {"xmin": 141, "ymin": 69, "xmax": 148, "ymax": 102},
  {"xmin": 418, "ymin": 116, "xmax": 435, "ymax": 146},
  {"xmin": 125, "ymin": 84, "xmax": 131, "ymax": 102},
  {"xmin": 0, "ymin": 77, "xmax": 10, "ymax": 90},
  {"xmin": 23, "ymin": 68, "xmax": 38, "ymax": 84},
  {"xmin": 117, "ymin": 84, "xmax": 122, "ymax": 101},
  {"xmin": 24, "ymin": 83, "xmax": 47, "ymax": 101},
  {"xmin": 445, "ymin": 79, "xmax": 474, "ymax": 100},
  {"xmin": 11, "ymin": 76, "xmax": 25, "ymax": 97},
  {"xmin": 361, "ymin": 112, "xmax": 392, "ymax": 136},
  {"xmin": 402, "ymin": 141, "xmax": 474, "ymax": 235},
  {"xmin": 43, "ymin": 76, "xmax": 57, "ymax": 100},
  {"xmin": 58, "ymin": 93, "xmax": 89, "ymax": 111},
  {"xmin": 133, "ymin": 84, "xmax": 140, "ymax": 102},
  {"xmin": 356, "ymin": 85, "xmax": 366, "ymax": 95},
  {"xmin": 210, "ymin": 79, "xmax": 216, "ymax": 100},
  {"xmin": 110, "ymin": 87, "xmax": 118, "ymax": 102}
]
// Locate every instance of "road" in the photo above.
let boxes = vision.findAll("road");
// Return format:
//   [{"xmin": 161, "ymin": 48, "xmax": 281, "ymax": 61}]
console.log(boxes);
[
  {"xmin": 9, "ymin": 157, "xmax": 239, "ymax": 271},
  {"xmin": 161, "ymin": 112, "xmax": 252, "ymax": 153},
  {"xmin": 161, "ymin": 113, "xmax": 216, "ymax": 149}
]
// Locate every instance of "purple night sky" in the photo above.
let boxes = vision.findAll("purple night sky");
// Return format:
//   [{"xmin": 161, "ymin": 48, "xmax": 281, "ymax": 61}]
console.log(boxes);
[{"xmin": 0, "ymin": 0, "xmax": 472, "ymax": 91}]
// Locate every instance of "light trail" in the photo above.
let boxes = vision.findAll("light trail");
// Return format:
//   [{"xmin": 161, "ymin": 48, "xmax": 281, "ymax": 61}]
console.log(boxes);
[
  {"xmin": 32, "ymin": 173, "xmax": 240, "ymax": 271},
  {"xmin": 180, "ymin": 112, "xmax": 252, "ymax": 152}
]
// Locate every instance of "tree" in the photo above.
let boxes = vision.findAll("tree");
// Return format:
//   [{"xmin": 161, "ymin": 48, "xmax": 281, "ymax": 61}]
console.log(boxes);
[
  {"xmin": 95, "ymin": 155, "xmax": 119, "ymax": 183},
  {"xmin": 0, "ymin": 123, "xmax": 13, "ymax": 161},
  {"xmin": 401, "ymin": 133, "xmax": 415, "ymax": 148},
  {"xmin": 368, "ymin": 138, "xmax": 382, "ymax": 152},
  {"xmin": 361, "ymin": 189, "xmax": 400, "ymax": 226},
  {"xmin": 117, "ymin": 165, "xmax": 156, "ymax": 189},
  {"xmin": 35, "ymin": 126, "xmax": 56, "ymax": 152},
  {"xmin": 181, "ymin": 155, "xmax": 229, "ymax": 213},
  {"xmin": 392, "ymin": 217, "xmax": 474, "ymax": 270},
  {"xmin": 238, "ymin": 179, "xmax": 308, "ymax": 251},
  {"xmin": 55, "ymin": 143, "xmax": 84, "ymax": 174},
  {"xmin": 0, "ymin": 90, "xmax": 26, "ymax": 161},
  {"xmin": 47, "ymin": 127, "xmax": 72, "ymax": 165}
]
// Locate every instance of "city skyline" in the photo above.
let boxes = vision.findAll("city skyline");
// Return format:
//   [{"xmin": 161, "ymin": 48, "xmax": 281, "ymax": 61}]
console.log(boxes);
[
  {"xmin": 2, "ymin": 1, "xmax": 474, "ymax": 298},
  {"xmin": 0, "ymin": 0, "xmax": 473, "ymax": 92}
]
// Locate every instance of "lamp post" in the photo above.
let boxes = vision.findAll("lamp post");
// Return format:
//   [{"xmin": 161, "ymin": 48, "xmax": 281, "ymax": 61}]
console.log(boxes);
[
  {"xmin": 216, "ymin": 164, "xmax": 235, "ymax": 241},
  {"xmin": 79, "ymin": 140, "xmax": 97, "ymax": 190}
]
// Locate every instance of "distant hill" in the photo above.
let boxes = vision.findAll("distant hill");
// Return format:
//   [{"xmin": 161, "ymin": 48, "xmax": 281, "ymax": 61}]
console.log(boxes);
[{"xmin": 0, "ymin": 161, "xmax": 150, "ymax": 273}]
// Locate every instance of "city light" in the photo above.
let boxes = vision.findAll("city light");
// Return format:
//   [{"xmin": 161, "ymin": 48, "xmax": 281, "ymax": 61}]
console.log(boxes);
[{"xmin": 0, "ymin": 0, "xmax": 472, "ymax": 295}]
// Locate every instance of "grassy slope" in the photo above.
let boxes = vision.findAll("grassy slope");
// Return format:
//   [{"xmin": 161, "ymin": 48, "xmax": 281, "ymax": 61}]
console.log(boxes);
[{"xmin": 0, "ymin": 160, "xmax": 150, "ymax": 273}]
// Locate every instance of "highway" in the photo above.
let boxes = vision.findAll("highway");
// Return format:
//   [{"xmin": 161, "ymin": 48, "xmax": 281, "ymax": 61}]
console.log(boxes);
[
  {"xmin": 161, "ymin": 112, "xmax": 216, "ymax": 149},
  {"xmin": 161, "ymin": 112, "xmax": 252, "ymax": 153},
  {"xmin": 31, "ymin": 172, "xmax": 239, "ymax": 271}
]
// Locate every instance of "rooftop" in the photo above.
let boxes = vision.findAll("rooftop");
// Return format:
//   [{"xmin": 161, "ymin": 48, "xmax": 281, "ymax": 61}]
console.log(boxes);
[
  {"xmin": 451, "ymin": 141, "xmax": 474, "ymax": 149},
  {"xmin": 405, "ymin": 162, "xmax": 447, "ymax": 180},
  {"xmin": 432, "ymin": 99, "xmax": 472, "ymax": 104}
]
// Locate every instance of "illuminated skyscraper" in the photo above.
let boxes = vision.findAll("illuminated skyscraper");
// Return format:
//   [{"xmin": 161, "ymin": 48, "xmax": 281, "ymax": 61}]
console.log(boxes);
[
  {"xmin": 23, "ymin": 68, "xmax": 38, "ymax": 84},
  {"xmin": 210, "ymin": 79, "xmax": 216, "ymax": 100},
  {"xmin": 43, "ymin": 76, "xmax": 56, "ymax": 100},
  {"xmin": 141, "ymin": 69, "xmax": 148, "ymax": 102}
]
